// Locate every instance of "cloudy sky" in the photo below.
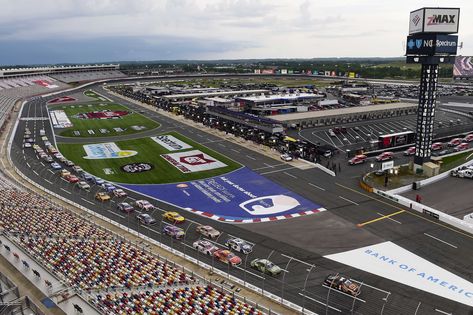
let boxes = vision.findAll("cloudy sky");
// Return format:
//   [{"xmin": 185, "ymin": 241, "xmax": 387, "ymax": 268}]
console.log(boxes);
[{"xmin": 0, "ymin": 0, "xmax": 472, "ymax": 65}]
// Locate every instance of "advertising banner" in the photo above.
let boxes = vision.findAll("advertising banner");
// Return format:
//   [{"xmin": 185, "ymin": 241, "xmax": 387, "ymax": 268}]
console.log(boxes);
[
  {"xmin": 161, "ymin": 150, "xmax": 227, "ymax": 173},
  {"xmin": 406, "ymin": 34, "xmax": 458, "ymax": 56},
  {"xmin": 50, "ymin": 110, "xmax": 73, "ymax": 128},
  {"xmin": 409, "ymin": 8, "xmax": 460, "ymax": 35},
  {"xmin": 122, "ymin": 167, "xmax": 325, "ymax": 222},
  {"xmin": 151, "ymin": 135, "xmax": 192, "ymax": 151},
  {"xmin": 325, "ymin": 241, "xmax": 473, "ymax": 307},
  {"xmin": 83, "ymin": 142, "xmax": 138, "ymax": 159}
]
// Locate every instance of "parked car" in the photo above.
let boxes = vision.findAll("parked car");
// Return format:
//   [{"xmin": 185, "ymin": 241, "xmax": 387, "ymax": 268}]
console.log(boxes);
[
  {"xmin": 324, "ymin": 274, "xmax": 361, "ymax": 297},
  {"xmin": 163, "ymin": 211, "xmax": 185, "ymax": 223},
  {"xmin": 250, "ymin": 259, "xmax": 282, "ymax": 276},
  {"xmin": 403, "ymin": 147, "xmax": 416, "ymax": 156},
  {"xmin": 376, "ymin": 152, "xmax": 394, "ymax": 162},
  {"xmin": 448, "ymin": 138, "xmax": 462, "ymax": 147},
  {"xmin": 462, "ymin": 134, "xmax": 473, "ymax": 142},
  {"xmin": 136, "ymin": 213, "xmax": 157, "ymax": 225},
  {"xmin": 280, "ymin": 154, "xmax": 293, "ymax": 162},
  {"xmin": 193, "ymin": 240, "xmax": 219, "ymax": 255},
  {"xmin": 196, "ymin": 225, "xmax": 221, "ymax": 239},
  {"xmin": 454, "ymin": 143, "xmax": 469, "ymax": 152},
  {"xmin": 162, "ymin": 225, "xmax": 185, "ymax": 239},
  {"xmin": 348, "ymin": 155, "xmax": 367, "ymax": 165},
  {"xmin": 431, "ymin": 142, "xmax": 443, "ymax": 151},
  {"xmin": 117, "ymin": 202, "xmax": 134, "ymax": 213}
]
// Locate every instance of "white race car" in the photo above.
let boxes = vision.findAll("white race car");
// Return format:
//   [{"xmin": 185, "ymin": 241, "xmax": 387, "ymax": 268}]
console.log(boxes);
[
  {"xmin": 280, "ymin": 154, "xmax": 293, "ymax": 162},
  {"xmin": 193, "ymin": 240, "xmax": 218, "ymax": 256}
]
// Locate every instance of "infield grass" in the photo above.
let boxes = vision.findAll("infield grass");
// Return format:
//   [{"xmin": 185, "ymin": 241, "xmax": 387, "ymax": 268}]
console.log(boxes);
[
  {"xmin": 57, "ymin": 132, "xmax": 241, "ymax": 184},
  {"xmin": 52, "ymin": 103, "xmax": 160, "ymax": 137}
]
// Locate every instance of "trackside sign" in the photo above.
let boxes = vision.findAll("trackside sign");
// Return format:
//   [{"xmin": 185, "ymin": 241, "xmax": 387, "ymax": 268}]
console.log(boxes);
[
  {"xmin": 325, "ymin": 241, "xmax": 473, "ymax": 307},
  {"xmin": 409, "ymin": 8, "xmax": 460, "ymax": 35}
]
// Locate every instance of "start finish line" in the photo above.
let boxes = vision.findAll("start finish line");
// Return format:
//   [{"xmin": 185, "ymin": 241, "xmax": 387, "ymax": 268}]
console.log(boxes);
[{"xmin": 121, "ymin": 167, "xmax": 326, "ymax": 223}]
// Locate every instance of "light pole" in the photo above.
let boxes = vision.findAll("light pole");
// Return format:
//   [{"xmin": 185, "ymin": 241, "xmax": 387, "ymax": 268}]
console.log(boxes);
[{"xmin": 301, "ymin": 265, "xmax": 315, "ymax": 314}]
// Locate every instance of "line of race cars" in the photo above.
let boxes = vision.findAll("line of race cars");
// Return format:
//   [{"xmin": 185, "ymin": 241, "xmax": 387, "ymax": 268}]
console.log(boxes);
[
  {"xmin": 348, "ymin": 134, "xmax": 473, "ymax": 165},
  {"xmin": 451, "ymin": 165, "xmax": 473, "ymax": 179},
  {"xmin": 25, "ymin": 129, "xmax": 364, "ymax": 298}
]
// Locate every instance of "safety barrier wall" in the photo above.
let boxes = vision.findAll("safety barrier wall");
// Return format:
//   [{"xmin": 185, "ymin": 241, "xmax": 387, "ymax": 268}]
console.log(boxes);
[{"xmin": 6, "ymin": 94, "xmax": 312, "ymax": 315}]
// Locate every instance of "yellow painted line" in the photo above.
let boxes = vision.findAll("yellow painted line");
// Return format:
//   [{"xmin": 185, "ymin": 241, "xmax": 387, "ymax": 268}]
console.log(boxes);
[
  {"xmin": 357, "ymin": 210, "xmax": 405, "ymax": 227},
  {"xmin": 336, "ymin": 183, "xmax": 473, "ymax": 240}
]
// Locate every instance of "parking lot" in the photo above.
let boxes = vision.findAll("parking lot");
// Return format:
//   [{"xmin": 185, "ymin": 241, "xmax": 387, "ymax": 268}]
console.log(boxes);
[{"xmin": 298, "ymin": 109, "xmax": 472, "ymax": 152}]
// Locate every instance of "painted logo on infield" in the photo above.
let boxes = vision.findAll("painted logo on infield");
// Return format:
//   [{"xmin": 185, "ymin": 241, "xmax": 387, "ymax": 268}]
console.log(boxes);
[
  {"xmin": 83, "ymin": 143, "xmax": 137, "ymax": 159},
  {"xmin": 121, "ymin": 163, "xmax": 153, "ymax": 173},
  {"xmin": 325, "ymin": 241, "xmax": 473, "ymax": 307},
  {"xmin": 161, "ymin": 150, "xmax": 227, "ymax": 173},
  {"xmin": 121, "ymin": 167, "xmax": 324, "ymax": 221},
  {"xmin": 75, "ymin": 110, "xmax": 130, "ymax": 120},
  {"xmin": 151, "ymin": 135, "xmax": 192, "ymax": 151}
]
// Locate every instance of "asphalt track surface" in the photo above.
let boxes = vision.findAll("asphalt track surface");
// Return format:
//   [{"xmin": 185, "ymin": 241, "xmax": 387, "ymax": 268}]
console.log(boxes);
[
  {"xmin": 10, "ymin": 84, "xmax": 473, "ymax": 314},
  {"xmin": 403, "ymin": 176, "xmax": 473, "ymax": 219}
]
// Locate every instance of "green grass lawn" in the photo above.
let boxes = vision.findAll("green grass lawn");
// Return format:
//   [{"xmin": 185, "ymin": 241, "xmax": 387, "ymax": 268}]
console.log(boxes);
[
  {"xmin": 440, "ymin": 150, "xmax": 473, "ymax": 172},
  {"xmin": 84, "ymin": 90, "xmax": 108, "ymax": 101},
  {"xmin": 53, "ymin": 103, "xmax": 160, "ymax": 137},
  {"xmin": 57, "ymin": 132, "xmax": 241, "ymax": 184}
]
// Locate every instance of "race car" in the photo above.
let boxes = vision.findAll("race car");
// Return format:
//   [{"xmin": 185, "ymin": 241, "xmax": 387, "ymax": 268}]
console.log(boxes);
[
  {"xmin": 113, "ymin": 188, "xmax": 128, "ymax": 198},
  {"xmin": 64, "ymin": 160, "xmax": 75, "ymax": 167},
  {"xmin": 23, "ymin": 142, "xmax": 32, "ymax": 148},
  {"xmin": 64, "ymin": 174, "xmax": 79, "ymax": 183},
  {"xmin": 280, "ymin": 153, "xmax": 293, "ymax": 162},
  {"xmin": 59, "ymin": 169, "xmax": 71, "ymax": 178},
  {"xmin": 323, "ymin": 274, "xmax": 361, "ymax": 297},
  {"xmin": 50, "ymin": 162, "xmax": 62, "ymax": 170},
  {"xmin": 135, "ymin": 200, "xmax": 155, "ymax": 211},
  {"xmin": 72, "ymin": 165, "xmax": 83, "ymax": 173},
  {"xmin": 92, "ymin": 177, "xmax": 105, "ymax": 185},
  {"xmin": 196, "ymin": 225, "xmax": 221, "ymax": 239},
  {"xmin": 77, "ymin": 181, "xmax": 90, "ymax": 190},
  {"xmin": 225, "ymin": 238, "xmax": 253, "ymax": 254},
  {"xmin": 193, "ymin": 240, "xmax": 219, "ymax": 255},
  {"xmin": 117, "ymin": 202, "xmax": 134, "ymax": 213},
  {"xmin": 250, "ymin": 258, "xmax": 282, "ymax": 276},
  {"xmin": 101, "ymin": 183, "xmax": 117, "ymax": 193},
  {"xmin": 80, "ymin": 173, "xmax": 93, "ymax": 181},
  {"xmin": 213, "ymin": 249, "xmax": 241, "ymax": 266},
  {"xmin": 136, "ymin": 213, "xmax": 157, "ymax": 225},
  {"xmin": 162, "ymin": 225, "xmax": 185, "ymax": 239},
  {"xmin": 95, "ymin": 192, "xmax": 111, "ymax": 202},
  {"xmin": 163, "ymin": 211, "xmax": 185, "ymax": 223}
]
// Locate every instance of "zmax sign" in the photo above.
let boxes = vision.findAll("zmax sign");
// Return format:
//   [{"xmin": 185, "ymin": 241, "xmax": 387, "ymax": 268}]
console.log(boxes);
[
  {"xmin": 409, "ymin": 8, "xmax": 460, "ymax": 35},
  {"xmin": 406, "ymin": 34, "xmax": 458, "ymax": 56}
]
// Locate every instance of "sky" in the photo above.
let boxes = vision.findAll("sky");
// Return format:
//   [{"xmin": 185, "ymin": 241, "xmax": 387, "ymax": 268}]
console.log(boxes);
[{"xmin": 0, "ymin": 0, "xmax": 472, "ymax": 65}]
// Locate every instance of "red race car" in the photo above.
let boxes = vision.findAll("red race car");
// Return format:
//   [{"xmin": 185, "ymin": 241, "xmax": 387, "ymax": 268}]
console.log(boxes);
[{"xmin": 213, "ymin": 249, "xmax": 241, "ymax": 266}]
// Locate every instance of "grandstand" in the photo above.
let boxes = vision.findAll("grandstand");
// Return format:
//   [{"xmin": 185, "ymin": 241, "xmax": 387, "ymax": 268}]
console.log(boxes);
[
  {"xmin": 50, "ymin": 70, "xmax": 126, "ymax": 84},
  {"xmin": 0, "ymin": 181, "xmax": 267, "ymax": 314}
]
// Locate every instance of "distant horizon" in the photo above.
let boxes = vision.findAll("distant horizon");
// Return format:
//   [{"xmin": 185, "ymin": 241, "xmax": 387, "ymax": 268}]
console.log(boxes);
[
  {"xmin": 0, "ymin": 1, "xmax": 471, "ymax": 65},
  {"xmin": 1, "ymin": 56, "xmax": 411, "ymax": 68}
]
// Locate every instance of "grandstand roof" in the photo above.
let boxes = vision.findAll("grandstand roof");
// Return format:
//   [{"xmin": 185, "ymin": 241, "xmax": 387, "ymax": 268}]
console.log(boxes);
[
  {"xmin": 162, "ymin": 89, "xmax": 269, "ymax": 99},
  {"xmin": 267, "ymin": 102, "xmax": 417, "ymax": 122},
  {"xmin": 0, "ymin": 64, "xmax": 120, "ymax": 78},
  {"xmin": 236, "ymin": 93, "xmax": 323, "ymax": 103}
]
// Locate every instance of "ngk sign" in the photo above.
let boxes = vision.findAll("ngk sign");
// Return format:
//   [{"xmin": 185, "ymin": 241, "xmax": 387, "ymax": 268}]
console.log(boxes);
[{"xmin": 409, "ymin": 8, "xmax": 460, "ymax": 35}]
